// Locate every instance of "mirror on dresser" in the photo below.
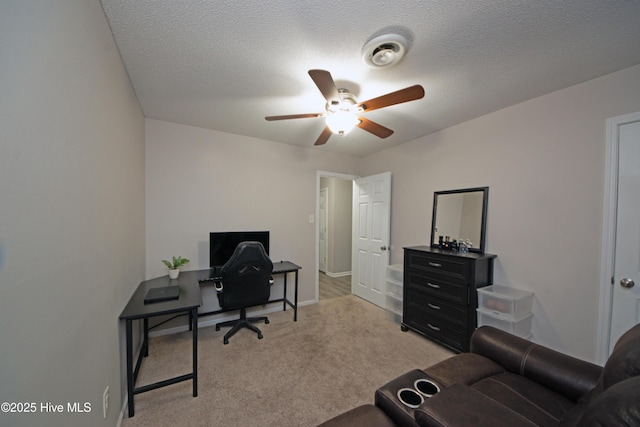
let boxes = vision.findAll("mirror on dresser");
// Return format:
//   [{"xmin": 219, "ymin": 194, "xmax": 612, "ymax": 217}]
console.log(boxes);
[{"xmin": 430, "ymin": 187, "xmax": 488, "ymax": 253}]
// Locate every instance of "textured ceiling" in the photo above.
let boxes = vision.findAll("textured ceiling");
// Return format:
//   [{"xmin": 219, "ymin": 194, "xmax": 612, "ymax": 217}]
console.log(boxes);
[{"xmin": 101, "ymin": 0, "xmax": 640, "ymax": 157}]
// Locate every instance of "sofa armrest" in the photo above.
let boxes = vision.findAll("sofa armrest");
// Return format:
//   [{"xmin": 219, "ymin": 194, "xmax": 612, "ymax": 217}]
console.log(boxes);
[
  {"xmin": 470, "ymin": 326, "xmax": 602, "ymax": 401},
  {"xmin": 414, "ymin": 384, "xmax": 536, "ymax": 427},
  {"xmin": 316, "ymin": 404, "xmax": 396, "ymax": 427}
]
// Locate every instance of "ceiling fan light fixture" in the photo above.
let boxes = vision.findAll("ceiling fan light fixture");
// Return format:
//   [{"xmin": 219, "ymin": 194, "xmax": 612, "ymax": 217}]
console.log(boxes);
[
  {"xmin": 326, "ymin": 110, "xmax": 360, "ymax": 136},
  {"xmin": 362, "ymin": 34, "xmax": 407, "ymax": 68},
  {"xmin": 266, "ymin": 69, "xmax": 422, "ymax": 146}
]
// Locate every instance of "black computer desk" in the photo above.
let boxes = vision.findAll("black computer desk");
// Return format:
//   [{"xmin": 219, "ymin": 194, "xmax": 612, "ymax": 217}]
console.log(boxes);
[
  {"xmin": 197, "ymin": 261, "xmax": 302, "ymax": 321},
  {"xmin": 119, "ymin": 271, "xmax": 201, "ymax": 418},
  {"xmin": 119, "ymin": 261, "xmax": 301, "ymax": 417}
]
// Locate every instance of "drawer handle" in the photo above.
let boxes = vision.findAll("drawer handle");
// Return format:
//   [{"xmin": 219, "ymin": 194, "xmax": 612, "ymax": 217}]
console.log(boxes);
[
  {"xmin": 427, "ymin": 323, "xmax": 441, "ymax": 331},
  {"xmin": 428, "ymin": 262, "xmax": 442, "ymax": 268},
  {"xmin": 427, "ymin": 282, "xmax": 441, "ymax": 289},
  {"xmin": 427, "ymin": 303, "xmax": 441, "ymax": 310}
]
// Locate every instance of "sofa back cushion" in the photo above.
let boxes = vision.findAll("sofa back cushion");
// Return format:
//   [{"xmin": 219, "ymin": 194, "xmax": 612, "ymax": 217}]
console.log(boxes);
[
  {"xmin": 574, "ymin": 376, "xmax": 640, "ymax": 426},
  {"xmin": 602, "ymin": 322, "xmax": 640, "ymax": 390},
  {"xmin": 471, "ymin": 326, "xmax": 601, "ymax": 402},
  {"xmin": 559, "ymin": 323, "xmax": 640, "ymax": 426}
]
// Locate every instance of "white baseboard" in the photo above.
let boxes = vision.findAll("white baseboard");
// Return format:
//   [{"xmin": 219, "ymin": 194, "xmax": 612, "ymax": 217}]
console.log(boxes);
[
  {"xmin": 325, "ymin": 271, "xmax": 351, "ymax": 278},
  {"xmin": 116, "ymin": 397, "xmax": 126, "ymax": 427}
]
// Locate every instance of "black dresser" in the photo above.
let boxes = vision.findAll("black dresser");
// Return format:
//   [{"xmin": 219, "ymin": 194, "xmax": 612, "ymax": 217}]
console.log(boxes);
[{"xmin": 402, "ymin": 246, "xmax": 497, "ymax": 352}]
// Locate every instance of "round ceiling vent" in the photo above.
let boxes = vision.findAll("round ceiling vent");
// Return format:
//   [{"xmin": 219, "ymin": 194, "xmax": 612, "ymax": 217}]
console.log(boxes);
[{"xmin": 362, "ymin": 33, "xmax": 408, "ymax": 68}]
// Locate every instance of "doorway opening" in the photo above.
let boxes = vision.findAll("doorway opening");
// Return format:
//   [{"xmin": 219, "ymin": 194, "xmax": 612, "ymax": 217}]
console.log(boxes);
[{"xmin": 316, "ymin": 171, "xmax": 357, "ymax": 301}]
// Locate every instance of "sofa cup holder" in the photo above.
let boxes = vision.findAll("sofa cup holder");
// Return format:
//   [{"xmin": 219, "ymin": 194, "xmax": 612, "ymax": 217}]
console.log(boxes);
[
  {"xmin": 414, "ymin": 379, "xmax": 440, "ymax": 397},
  {"xmin": 397, "ymin": 388, "xmax": 424, "ymax": 408},
  {"xmin": 396, "ymin": 378, "xmax": 440, "ymax": 409}
]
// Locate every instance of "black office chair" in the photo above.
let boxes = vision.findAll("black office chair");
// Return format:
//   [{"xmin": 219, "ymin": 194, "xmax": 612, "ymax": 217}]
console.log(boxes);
[{"xmin": 214, "ymin": 241, "xmax": 274, "ymax": 344}]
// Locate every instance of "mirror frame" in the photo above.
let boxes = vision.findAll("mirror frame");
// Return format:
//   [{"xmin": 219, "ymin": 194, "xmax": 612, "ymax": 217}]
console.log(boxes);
[{"xmin": 430, "ymin": 186, "xmax": 489, "ymax": 253}]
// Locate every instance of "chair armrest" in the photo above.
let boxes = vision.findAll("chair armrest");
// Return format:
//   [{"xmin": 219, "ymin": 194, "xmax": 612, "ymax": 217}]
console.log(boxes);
[
  {"xmin": 470, "ymin": 326, "xmax": 602, "ymax": 401},
  {"xmin": 414, "ymin": 384, "xmax": 536, "ymax": 427}
]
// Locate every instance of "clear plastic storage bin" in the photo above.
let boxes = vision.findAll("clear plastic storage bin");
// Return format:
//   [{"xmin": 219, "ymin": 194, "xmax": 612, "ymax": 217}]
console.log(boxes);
[
  {"xmin": 477, "ymin": 285, "xmax": 533, "ymax": 319},
  {"xmin": 477, "ymin": 309, "xmax": 533, "ymax": 337}
]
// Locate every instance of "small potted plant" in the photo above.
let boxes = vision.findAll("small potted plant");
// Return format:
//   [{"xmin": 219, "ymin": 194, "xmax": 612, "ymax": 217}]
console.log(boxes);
[{"xmin": 162, "ymin": 256, "xmax": 190, "ymax": 279}]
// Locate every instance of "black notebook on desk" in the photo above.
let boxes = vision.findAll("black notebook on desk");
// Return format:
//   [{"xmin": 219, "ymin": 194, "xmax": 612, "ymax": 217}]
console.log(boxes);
[{"xmin": 144, "ymin": 286, "xmax": 180, "ymax": 304}]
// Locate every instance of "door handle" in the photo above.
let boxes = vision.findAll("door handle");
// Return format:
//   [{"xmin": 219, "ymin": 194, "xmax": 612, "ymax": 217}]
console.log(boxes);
[
  {"xmin": 380, "ymin": 245, "xmax": 387, "ymax": 251},
  {"xmin": 620, "ymin": 278, "xmax": 635, "ymax": 289}
]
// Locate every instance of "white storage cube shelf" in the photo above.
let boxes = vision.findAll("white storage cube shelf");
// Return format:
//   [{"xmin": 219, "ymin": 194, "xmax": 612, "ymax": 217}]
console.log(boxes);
[
  {"xmin": 387, "ymin": 264, "xmax": 403, "ymax": 283},
  {"xmin": 477, "ymin": 285, "xmax": 533, "ymax": 320},
  {"xmin": 386, "ymin": 279, "xmax": 403, "ymax": 298},
  {"xmin": 477, "ymin": 309, "xmax": 533, "ymax": 337},
  {"xmin": 386, "ymin": 309, "xmax": 402, "ymax": 324},
  {"xmin": 386, "ymin": 294, "xmax": 403, "ymax": 314},
  {"xmin": 386, "ymin": 265, "xmax": 403, "ymax": 324}
]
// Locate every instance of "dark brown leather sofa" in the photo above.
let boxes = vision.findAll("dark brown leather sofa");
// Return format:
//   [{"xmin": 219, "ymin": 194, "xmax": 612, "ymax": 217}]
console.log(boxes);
[{"xmin": 318, "ymin": 324, "xmax": 640, "ymax": 427}]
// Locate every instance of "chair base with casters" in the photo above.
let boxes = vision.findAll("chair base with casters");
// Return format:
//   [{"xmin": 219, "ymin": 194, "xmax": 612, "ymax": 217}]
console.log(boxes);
[{"xmin": 215, "ymin": 307, "xmax": 270, "ymax": 345}]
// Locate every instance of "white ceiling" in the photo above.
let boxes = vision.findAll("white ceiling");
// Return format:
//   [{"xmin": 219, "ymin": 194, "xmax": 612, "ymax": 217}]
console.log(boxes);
[{"xmin": 101, "ymin": 0, "xmax": 640, "ymax": 157}]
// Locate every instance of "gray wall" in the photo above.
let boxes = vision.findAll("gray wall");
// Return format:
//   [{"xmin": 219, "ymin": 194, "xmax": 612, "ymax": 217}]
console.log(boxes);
[
  {"xmin": 144, "ymin": 120, "xmax": 361, "ymax": 315},
  {"xmin": 0, "ymin": 1, "xmax": 145, "ymax": 426},
  {"xmin": 362, "ymin": 64, "xmax": 640, "ymax": 360}
]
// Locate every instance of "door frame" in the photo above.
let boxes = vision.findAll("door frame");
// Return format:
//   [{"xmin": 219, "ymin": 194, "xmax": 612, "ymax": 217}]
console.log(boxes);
[
  {"xmin": 319, "ymin": 187, "xmax": 328, "ymax": 273},
  {"xmin": 596, "ymin": 111, "xmax": 640, "ymax": 365},
  {"xmin": 315, "ymin": 171, "xmax": 359, "ymax": 302}
]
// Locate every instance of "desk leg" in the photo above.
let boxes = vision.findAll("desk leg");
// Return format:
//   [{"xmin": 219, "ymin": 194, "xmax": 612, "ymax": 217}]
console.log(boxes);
[
  {"xmin": 294, "ymin": 270, "xmax": 298, "ymax": 321},
  {"xmin": 192, "ymin": 308, "xmax": 198, "ymax": 397},
  {"xmin": 283, "ymin": 273, "xmax": 288, "ymax": 312},
  {"xmin": 126, "ymin": 319, "xmax": 135, "ymax": 417},
  {"xmin": 143, "ymin": 317, "xmax": 149, "ymax": 357}
]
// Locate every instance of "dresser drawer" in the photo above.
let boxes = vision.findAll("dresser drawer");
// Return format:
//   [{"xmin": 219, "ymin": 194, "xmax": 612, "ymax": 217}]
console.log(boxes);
[
  {"xmin": 406, "ymin": 251, "xmax": 469, "ymax": 281},
  {"xmin": 405, "ymin": 285, "xmax": 466, "ymax": 326},
  {"xmin": 403, "ymin": 306, "xmax": 466, "ymax": 351},
  {"xmin": 406, "ymin": 271, "xmax": 467, "ymax": 304}
]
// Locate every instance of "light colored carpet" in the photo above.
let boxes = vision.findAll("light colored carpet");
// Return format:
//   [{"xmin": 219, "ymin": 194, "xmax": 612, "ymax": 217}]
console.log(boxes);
[{"xmin": 121, "ymin": 294, "xmax": 453, "ymax": 427}]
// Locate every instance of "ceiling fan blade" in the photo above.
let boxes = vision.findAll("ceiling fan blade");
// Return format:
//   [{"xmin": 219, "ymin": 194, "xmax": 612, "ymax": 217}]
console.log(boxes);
[
  {"xmin": 314, "ymin": 126, "xmax": 333, "ymax": 146},
  {"xmin": 357, "ymin": 117, "xmax": 394, "ymax": 138},
  {"xmin": 358, "ymin": 85, "xmax": 425, "ymax": 112},
  {"xmin": 308, "ymin": 69, "xmax": 340, "ymax": 103},
  {"xmin": 265, "ymin": 113, "xmax": 323, "ymax": 121}
]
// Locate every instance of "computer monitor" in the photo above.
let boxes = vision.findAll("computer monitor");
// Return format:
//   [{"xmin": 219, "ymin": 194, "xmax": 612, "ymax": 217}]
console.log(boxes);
[{"xmin": 209, "ymin": 231, "xmax": 270, "ymax": 267}]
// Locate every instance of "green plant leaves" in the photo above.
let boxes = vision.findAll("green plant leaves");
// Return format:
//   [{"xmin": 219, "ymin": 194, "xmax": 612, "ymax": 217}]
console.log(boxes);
[{"xmin": 161, "ymin": 256, "xmax": 190, "ymax": 269}]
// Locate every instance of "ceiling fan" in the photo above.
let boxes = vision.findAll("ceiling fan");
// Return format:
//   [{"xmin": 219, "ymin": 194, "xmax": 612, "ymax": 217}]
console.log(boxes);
[{"xmin": 265, "ymin": 69, "xmax": 425, "ymax": 146}]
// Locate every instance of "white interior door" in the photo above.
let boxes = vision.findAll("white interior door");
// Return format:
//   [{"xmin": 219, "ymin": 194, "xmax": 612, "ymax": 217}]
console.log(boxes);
[
  {"xmin": 609, "ymin": 118, "xmax": 640, "ymax": 351},
  {"xmin": 319, "ymin": 188, "xmax": 328, "ymax": 273},
  {"xmin": 352, "ymin": 172, "xmax": 391, "ymax": 308}
]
